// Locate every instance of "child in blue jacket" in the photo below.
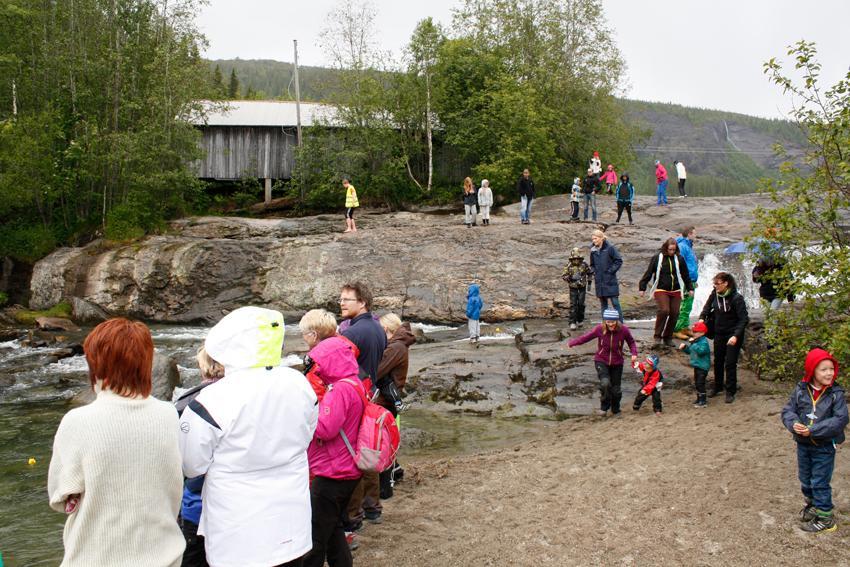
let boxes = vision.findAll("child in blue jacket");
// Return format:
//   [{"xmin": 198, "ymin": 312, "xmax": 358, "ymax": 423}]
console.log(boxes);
[
  {"xmin": 781, "ymin": 347, "xmax": 848, "ymax": 533},
  {"xmin": 679, "ymin": 321, "xmax": 711, "ymax": 407},
  {"xmin": 466, "ymin": 284, "xmax": 483, "ymax": 344}
]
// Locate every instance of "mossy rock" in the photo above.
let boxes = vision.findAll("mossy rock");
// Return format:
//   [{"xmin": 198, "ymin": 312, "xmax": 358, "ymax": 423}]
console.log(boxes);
[{"xmin": 13, "ymin": 302, "xmax": 73, "ymax": 325}]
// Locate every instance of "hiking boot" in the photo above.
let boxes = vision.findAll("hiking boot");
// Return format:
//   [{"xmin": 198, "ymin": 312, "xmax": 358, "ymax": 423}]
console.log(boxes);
[
  {"xmin": 709, "ymin": 389, "xmax": 722, "ymax": 398},
  {"xmin": 345, "ymin": 531, "xmax": 360, "ymax": 550},
  {"xmin": 663, "ymin": 338, "xmax": 676, "ymax": 347},
  {"xmin": 673, "ymin": 331, "xmax": 690, "ymax": 340},
  {"xmin": 569, "ymin": 323, "xmax": 577, "ymax": 330},
  {"xmin": 801, "ymin": 511, "xmax": 837, "ymax": 533},
  {"xmin": 694, "ymin": 394, "xmax": 707, "ymax": 408},
  {"xmin": 725, "ymin": 392, "xmax": 735, "ymax": 404},
  {"xmin": 364, "ymin": 511, "xmax": 383, "ymax": 524},
  {"xmin": 800, "ymin": 500, "xmax": 817, "ymax": 523}
]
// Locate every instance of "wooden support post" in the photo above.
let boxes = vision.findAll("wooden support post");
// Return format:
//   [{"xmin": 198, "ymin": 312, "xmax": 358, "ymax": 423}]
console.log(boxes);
[{"xmin": 264, "ymin": 178, "xmax": 272, "ymax": 205}]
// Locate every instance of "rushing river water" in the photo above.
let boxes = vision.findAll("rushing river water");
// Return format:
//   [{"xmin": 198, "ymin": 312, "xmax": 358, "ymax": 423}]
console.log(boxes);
[{"xmin": 0, "ymin": 251, "xmax": 762, "ymax": 564}]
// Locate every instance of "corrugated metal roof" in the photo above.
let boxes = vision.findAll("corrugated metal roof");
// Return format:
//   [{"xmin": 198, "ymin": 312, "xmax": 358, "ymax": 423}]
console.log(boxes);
[{"xmin": 190, "ymin": 100, "xmax": 338, "ymax": 127}]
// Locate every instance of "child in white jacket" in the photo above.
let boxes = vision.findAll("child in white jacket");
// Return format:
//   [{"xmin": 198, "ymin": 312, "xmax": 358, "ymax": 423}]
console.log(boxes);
[
  {"xmin": 478, "ymin": 179, "xmax": 494, "ymax": 225},
  {"xmin": 570, "ymin": 177, "xmax": 581, "ymax": 221}
]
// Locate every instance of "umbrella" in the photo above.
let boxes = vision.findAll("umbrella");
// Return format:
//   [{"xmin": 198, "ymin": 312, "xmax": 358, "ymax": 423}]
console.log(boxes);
[{"xmin": 723, "ymin": 239, "xmax": 781, "ymax": 255}]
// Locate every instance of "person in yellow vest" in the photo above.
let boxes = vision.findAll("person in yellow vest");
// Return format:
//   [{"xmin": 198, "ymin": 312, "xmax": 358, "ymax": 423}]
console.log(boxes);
[{"xmin": 343, "ymin": 178, "xmax": 359, "ymax": 233}]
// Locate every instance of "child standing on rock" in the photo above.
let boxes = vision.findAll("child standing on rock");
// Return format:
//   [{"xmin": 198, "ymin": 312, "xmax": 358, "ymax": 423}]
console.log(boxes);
[
  {"xmin": 567, "ymin": 309, "xmax": 638, "ymax": 416},
  {"xmin": 570, "ymin": 177, "xmax": 581, "ymax": 221},
  {"xmin": 600, "ymin": 164, "xmax": 618, "ymax": 195},
  {"xmin": 633, "ymin": 354, "xmax": 663, "ymax": 416},
  {"xmin": 562, "ymin": 247, "xmax": 593, "ymax": 331},
  {"xmin": 478, "ymin": 179, "xmax": 493, "ymax": 225},
  {"xmin": 679, "ymin": 321, "xmax": 711, "ymax": 407},
  {"xmin": 463, "ymin": 177, "xmax": 478, "ymax": 228},
  {"xmin": 343, "ymin": 178, "xmax": 359, "ymax": 233},
  {"xmin": 781, "ymin": 348, "xmax": 848, "ymax": 533},
  {"xmin": 466, "ymin": 284, "xmax": 483, "ymax": 345}
]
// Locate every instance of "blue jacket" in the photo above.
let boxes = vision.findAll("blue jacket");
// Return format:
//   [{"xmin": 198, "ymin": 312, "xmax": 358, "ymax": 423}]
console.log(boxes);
[
  {"xmin": 590, "ymin": 240, "xmax": 622, "ymax": 298},
  {"xmin": 682, "ymin": 336, "xmax": 711, "ymax": 372},
  {"xmin": 466, "ymin": 284, "xmax": 483, "ymax": 320},
  {"xmin": 782, "ymin": 382, "xmax": 848, "ymax": 446},
  {"xmin": 341, "ymin": 312, "xmax": 387, "ymax": 382},
  {"xmin": 676, "ymin": 236, "xmax": 699, "ymax": 281}
]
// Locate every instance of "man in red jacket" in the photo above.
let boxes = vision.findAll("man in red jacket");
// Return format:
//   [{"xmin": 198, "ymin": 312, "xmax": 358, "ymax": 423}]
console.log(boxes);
[{"xmin": 655, "ymin": 160, "xmax": 669, "ymax": 206}]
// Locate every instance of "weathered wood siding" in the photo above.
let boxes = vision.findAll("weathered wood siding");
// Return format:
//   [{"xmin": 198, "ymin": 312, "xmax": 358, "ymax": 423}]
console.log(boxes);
[{"xmin": 195, "ymin": 126, "xmax": 297, "ymax": 180}]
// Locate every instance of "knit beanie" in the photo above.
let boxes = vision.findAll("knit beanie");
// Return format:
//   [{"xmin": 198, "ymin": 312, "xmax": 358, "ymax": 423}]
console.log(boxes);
[
  {"xmin": 602, "ymin": 309, "xmax": 620, "ymax": 321},
  {"xmin": 645, "ymin": 354, "xmax": 660, "ymax": 369},
  {"xmin": 692, "ymin": 321, "xmax": 708, "ymax": 334},
  {"xmin": 803, "ymin": 348, "xmax": 839, "ymax": 386}
]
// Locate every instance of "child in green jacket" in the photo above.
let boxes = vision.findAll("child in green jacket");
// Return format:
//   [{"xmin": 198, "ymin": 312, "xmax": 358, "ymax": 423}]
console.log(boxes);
[{"xmin": 679, "ymin": 321, "xmax": 711, "ymax": 407}]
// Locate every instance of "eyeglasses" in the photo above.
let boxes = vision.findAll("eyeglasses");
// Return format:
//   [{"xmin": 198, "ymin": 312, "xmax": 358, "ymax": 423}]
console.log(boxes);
[{"xmin": 338, "ymin": 297, "xmax": 359, "ymax": 303}]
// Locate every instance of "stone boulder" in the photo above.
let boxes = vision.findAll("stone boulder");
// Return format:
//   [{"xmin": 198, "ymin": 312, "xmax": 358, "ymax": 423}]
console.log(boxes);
[
  {"xmin": 71, "ymin": 351, "xmax": 181, "ymax": 405},
  {"xmin": 35, "ymin": 317, "xmax": 80, "ymax": 332},
  {"xmin": 70, "ymin": 297, "xmax": 111, "ymax": 323}
]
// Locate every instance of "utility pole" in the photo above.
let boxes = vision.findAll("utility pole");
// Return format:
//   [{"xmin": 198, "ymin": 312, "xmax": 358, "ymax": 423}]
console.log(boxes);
[{"xmin": 293, "ymin": 39, "xmax": 304, "ymax": 200}]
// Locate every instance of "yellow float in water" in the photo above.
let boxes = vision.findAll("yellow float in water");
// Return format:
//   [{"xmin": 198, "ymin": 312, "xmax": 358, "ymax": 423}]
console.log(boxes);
[{"xmin": 28, "ymin": 457, "xmax": 36, "ymax": 465}]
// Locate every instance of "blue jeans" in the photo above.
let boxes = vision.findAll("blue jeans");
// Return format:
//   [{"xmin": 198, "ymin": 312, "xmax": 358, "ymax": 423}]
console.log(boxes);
[
  {"xmin": 599, "ymin": 296, "xmax": 623, "ymax": 321},
  {"xmin": 520, "ymin": 195, "xmax": 533, "ymax": 222},
  {"xmin": 582, "ymin": 193, "xmax": 597, "ymax": 220},
  {"xmin": 797, "ymin": 443, "xmax": 836, "ymax": 511},
  {"xmin": 656, "ymin": 179, "xmax": 668, "ymax": 205}
]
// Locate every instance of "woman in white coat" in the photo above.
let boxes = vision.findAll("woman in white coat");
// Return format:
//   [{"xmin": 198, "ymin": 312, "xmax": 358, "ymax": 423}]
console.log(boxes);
[
  {"xmin": 179, "ymin": 307, "xmax": 319, "ymax": 567},
  {"xmin": 477, "ymin": 179, "xmax": 494, "ymax": 225}
]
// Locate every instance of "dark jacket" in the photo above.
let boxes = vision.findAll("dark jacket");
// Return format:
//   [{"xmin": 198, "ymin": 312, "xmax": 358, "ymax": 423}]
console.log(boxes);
[
  {"xmin": 341, "ymin": 312, "xmax": 387, "ymax": 383},
  {"xmin": 699, "ymin": 289, "xmax": 749, "ymax": 344},
  {"xmin": 590, "ymin": 240, "xmax": 622, "ymax": 297},
  {"xmin": 616, "ymin": 175, "xmax": 634, "ymax": 203},
  {"xmin": 562, "ymin": 259, "xmax": 593, "ymax": 290},
  {"xmin": 463, "ymin": 190, "xmax": 478, "ymax": 206},
  {"xmin": 782, "ymin": 382, "xmax": 848, "ymax": 446},
  {"xmin": 638, "ymin": 253, "xmax": 694, "ymax": 293},
  {"xmin": 752, "ymin": 259, "xmax": 793, "ymax": 302},
  {"xmin": 517, "ymin": 175, "xmax": 535, "ymax": 198},
  {"xmin": 582, "ymin": 174, "xmax": 600, "ymax": 195},
  {"xmin": 568, "ymin": 323, "xmax": 638, "ymax": 367},
  {"xmin": 375, "ymin": 323, "xmax": 416, "ymax": 405}
]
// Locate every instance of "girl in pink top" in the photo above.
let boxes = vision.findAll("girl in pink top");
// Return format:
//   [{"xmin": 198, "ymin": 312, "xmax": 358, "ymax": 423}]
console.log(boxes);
[{"xmin": 600, "ymin": 164, "xmax": 618, "ymax": 195}]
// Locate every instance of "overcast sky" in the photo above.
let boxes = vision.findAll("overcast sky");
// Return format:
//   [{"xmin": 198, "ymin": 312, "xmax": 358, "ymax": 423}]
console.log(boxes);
[{"xmin": 197, "ymin": 0, "xmax": 850, "ymax": 119}]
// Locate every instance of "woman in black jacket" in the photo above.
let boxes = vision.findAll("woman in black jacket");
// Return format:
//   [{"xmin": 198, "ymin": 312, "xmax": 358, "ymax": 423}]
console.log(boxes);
[
  {"xmin": 638, "ymin": 238, "xmax": 694, "ymax": 346},
  {"xmin": 698, "ymin": 272, "xmax": 749, "ymax": 404}
]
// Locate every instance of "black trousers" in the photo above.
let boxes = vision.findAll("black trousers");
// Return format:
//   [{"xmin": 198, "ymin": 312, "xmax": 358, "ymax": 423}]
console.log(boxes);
[
  {"xmin": 694, "ymin": 368, "xmax": 708, "ymax": 395},
  {"xmin": 569, "ymin": 287, "xmax": 587, "ymax": 324},
  {"xmin": 594, "ymin": 362, "xmax": 623, "ymax": 413},
  {"xmin": 713, "ymin": 336, "xmax": 741, "ymax": 395},
  {"xmin": 678, "ymin": 178, "xmax": 687, "ymax": 196},
  {"xmin": 616, "ymin": 202, "xmax": 632, "ymax": 223},
  {"xmin": 179, "ymin": 518, "xmax": 208, "ymax": 567},
  {"xmin": 303, "ymin": 476, "xmax": 360, "ymax": 567},
  {"xmin": 570, "ymin": 201, "xmax": 579, "ymax": 219},
  {"xmin": 633, "ymin": 389, "xmax": 662, "ymax": 412}
]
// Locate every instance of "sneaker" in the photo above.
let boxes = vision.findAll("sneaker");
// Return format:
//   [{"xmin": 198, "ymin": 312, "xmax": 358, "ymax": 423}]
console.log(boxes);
[
  {"xmin": 654, "ymin": 411, "xmax": 663, "ymax": 417},
  {"xmin": 725, "ymin": 392, "xmax": 735, "ymax": 404},
  {"xmin": 570, "ymin": 323, "xmax": 577, "ymax": 330},
  {"xmin": 364, "ymin": 511, "xmax": 383, "ymax": 524},
  {"xmin": 345, "ymin": 531, "xmax": 360, "ymax": 551},
  {"xmin": 596, "ymin": 409, "xmax": 608, "ymax": 416},
  {"xmin": 801, "ymin": 512, "xmax": 837, "ymax": 533},
  {"xmin": 800, "ymin": 502, "xmax": 817, "ymax": 523}
]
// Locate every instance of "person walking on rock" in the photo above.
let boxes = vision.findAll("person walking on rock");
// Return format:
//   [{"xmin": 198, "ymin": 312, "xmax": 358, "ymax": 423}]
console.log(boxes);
[
  {"xmin": 517, "ymin": 168, "xmax": 535, "ymax": 224},
  {"xmin": 655, "ymin": 160, "xmax": 669, "ymax": 206},
  {"xmin": 582, "ymin": 168, "xmax": 600, "ymax": 221},
  {"xmin": 638, "ymin": 237, "xmax": 694, "ymax": 346},
  {"xmin": 674, "ymin": 160, "xmax": 688, "ymax": 197},
  {"xmin": 466, "ymin": 283, "xmax": 483, "ymax": 344},
  {"xmin": 463, "ymin": 176, "xmax": 478, "ymax": 228},
  {"xmin": 478, "ymin": 179, "xmax": 493, "ymax": 225},
  {"xmin": 562, "ymin": 247, "xmax": 593, "ymax": 330},
  {"xmin": 674, "ymin": 226, "xmax": 699, "ymax": 339},
  {"xmin": 698, "ymin": 272, "xmax": 749, "ymax": 403},
  {"xmin": 590, "ymin": 229, "xmax": 624, "ymax": 321},
  {"xmin": 343, "ymin": 178, "xmax": 359, "ymax": 232},
  {"xmin": 600, "ymin": 164, "xmax": 618, "ymax": 195},
  {"xmin": 633, "ymin": 354, "xmax": 664, "ymax": 416},
  {"xmin": 568, "ymin": 309, "xmax": 638, "ymax": 416},
  {"xmin": 615, "ymin": 173, "xmax": 634, "ymax": 225}
]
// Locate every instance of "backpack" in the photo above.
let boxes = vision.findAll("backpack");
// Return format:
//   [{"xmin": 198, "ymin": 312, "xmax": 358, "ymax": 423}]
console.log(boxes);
[{"xmin": 338, "ymin": 378, "xmax": 401, "ymax": 472}]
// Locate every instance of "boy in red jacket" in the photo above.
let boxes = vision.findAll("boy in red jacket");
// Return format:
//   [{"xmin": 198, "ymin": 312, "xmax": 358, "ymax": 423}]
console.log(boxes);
[{"xmin": 633, "ymin": 354, "xmax": 663, "ymax": 416}]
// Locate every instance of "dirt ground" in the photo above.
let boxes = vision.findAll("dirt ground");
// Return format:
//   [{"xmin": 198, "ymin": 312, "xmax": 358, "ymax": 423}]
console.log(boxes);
[{"xmin": 355, "ymin": 371, "xmax": 850, "ymax": 566}]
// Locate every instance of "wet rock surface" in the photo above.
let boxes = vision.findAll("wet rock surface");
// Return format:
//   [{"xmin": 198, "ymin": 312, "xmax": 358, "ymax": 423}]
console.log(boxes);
[{"xmin": 27, "ymin": 194, "xmax": 771, "ymax": 324}]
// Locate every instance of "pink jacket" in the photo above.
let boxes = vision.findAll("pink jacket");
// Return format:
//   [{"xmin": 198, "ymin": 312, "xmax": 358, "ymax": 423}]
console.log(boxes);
[
  {"xmin": 600, "ymin": 169, "xmax": 617, "ymax": 184},
  {"xmin": 655, "ymin": 163, "xmax": 668, "ymax": 183},
  {"xmin": 307, "ymin": 336, "xmax": 364, "ymax": 480}
]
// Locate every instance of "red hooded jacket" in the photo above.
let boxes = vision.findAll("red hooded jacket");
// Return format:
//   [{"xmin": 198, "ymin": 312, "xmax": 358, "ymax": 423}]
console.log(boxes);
[
  {"xmin": 802, "ymin": 347, "xmax": 839, "ymax": 401},
  {"xmin": 655, "ymin": 163, "xmax": 668, "ymax": 183}
]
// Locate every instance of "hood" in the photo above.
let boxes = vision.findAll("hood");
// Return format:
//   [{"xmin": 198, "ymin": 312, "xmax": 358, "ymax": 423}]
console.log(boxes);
[
  {"xmin": 620, "ymin": 173, "xmax": 629, "ymax": 182},
  {"xmin": 389, "ymin": 322, "xmax": 416, "ymax": 347},
  {"xmin": 803, "ymin": 347, "xmax": 839, "ymax": 387},
  {"xmin": 468, "ymin": 284, "xmax": 480, "ymax": 299},
  {"xmin": 205, "ymin": 306, "xmax": 284, "ymax": 371},
  {"xmin": 308, "ymin": 335, "xmax": 360, "ymax": 385}
]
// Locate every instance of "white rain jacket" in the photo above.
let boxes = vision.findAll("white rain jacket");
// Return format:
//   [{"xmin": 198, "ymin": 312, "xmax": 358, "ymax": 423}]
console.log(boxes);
[
  {"xmin": 676, "ymin": 161, "xmax": 687, "ymax": 179},
  {"xmin": 179, "ymin": 307, "xmax": 318, "ymax": 567},
  {"xmin": 477, "ymin": 186, "xmax": 493, "ymax": 207}
]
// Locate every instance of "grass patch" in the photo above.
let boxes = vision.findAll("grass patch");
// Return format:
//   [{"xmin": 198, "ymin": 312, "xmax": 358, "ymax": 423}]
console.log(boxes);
[{"xmin": 13, "ymin": 302, "xmax": 73, "ymax": 325}]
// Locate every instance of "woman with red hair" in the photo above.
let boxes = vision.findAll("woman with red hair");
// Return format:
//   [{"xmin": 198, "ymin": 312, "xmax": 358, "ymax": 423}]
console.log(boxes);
[{"xmin": 48, "ymin": 318, "xmax": 185, "ymax": 566}]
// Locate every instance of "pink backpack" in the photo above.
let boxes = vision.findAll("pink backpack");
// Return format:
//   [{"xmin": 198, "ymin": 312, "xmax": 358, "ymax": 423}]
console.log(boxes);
[{"xmin": 338, "ymin": 378, "xmax": 401, "ymax": 472}]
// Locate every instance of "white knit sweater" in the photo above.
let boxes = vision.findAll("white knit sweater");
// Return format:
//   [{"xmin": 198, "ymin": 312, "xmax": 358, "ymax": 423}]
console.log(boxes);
[{"xmin": 48, "ymin": 389, "xmax": 185, "ymax": 566}]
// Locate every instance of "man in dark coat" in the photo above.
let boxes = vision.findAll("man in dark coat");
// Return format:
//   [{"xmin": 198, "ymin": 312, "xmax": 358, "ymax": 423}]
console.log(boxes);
[
  {"xmin": 517, "ymin": 168, "xmax": 535, "ymax": 225},
  {"xmin": 589, "ymin": 229, "xmax": 624, "ymax": 321}
]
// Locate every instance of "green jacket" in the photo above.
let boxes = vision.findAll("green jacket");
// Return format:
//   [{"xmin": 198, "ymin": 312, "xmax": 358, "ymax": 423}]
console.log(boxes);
[{"xmin": 682, "ymin": 335, "xmax": 711, "ymax": 371}]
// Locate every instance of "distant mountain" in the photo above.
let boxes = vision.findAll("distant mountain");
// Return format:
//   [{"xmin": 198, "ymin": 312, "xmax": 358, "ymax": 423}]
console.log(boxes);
[{"xmin": 210, "ymin": 59, "xmax": 807, "ymax": 196}]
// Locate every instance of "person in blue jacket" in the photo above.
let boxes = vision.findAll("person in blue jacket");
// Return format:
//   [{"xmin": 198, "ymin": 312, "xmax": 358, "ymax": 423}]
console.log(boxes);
[
  {"xmin": 466, "ymin": 283, "xmax": 483, "ymax": 344},
  {"xmin": 781, "ymin": 347, "xmax": 848, "ymax": 533},
  {"xmin": 674, "ymin": 226, "xmax": 699, "ymax": 338},
  {"xmin": 615, "ymin": 173, "xmax": 635, "ymax": 225},
  {"xmin": 590, "ymin": 229, "xmax": 624, "ymax": 321}
]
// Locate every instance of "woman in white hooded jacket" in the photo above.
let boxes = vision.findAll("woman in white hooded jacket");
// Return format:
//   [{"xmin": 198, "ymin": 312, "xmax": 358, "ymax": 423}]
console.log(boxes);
[
  {"xmin": 179, "ymin": 307, "xmax": 318, "ymax": 567},
  {"xmin": 477, "ymin": 179, "xmax": 494, "ymax": 225}
]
